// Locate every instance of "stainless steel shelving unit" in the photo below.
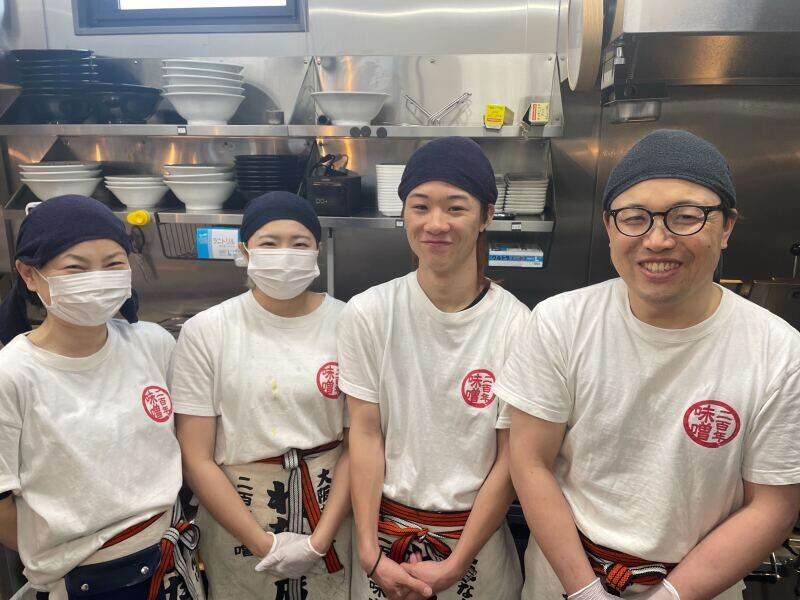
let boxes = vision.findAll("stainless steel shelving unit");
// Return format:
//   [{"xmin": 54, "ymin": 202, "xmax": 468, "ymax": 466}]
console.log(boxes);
[
  {"xmin": 155, "ymin": 209, "xmax": 555, "ymax": 232},
  {"xmin": 0, "ymin": 123, "xmax": 562, "ymax": 138}
]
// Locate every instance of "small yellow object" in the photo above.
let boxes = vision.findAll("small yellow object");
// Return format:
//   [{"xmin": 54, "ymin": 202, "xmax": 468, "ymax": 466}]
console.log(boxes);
[
  {"xmin": 484, "ymin": 104, "xmax": 515, "ymax": 130},
  {"xmin": 528, "ymin": 102, "xmax": 550, "ymax": 124},
  {"xmin": 126, "ymin": 210, "xmax": 150, "ymax": 226}
]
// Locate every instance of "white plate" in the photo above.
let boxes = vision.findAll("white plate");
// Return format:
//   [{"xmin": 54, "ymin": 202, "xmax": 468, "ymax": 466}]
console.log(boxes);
[
  {"xmin": 163, "ymin": 66, "xmax": 244, "ymax": 80},
  {"xmin": 164, "ymin": 84, "xmax": 244, "ymax": 95},
  {"xmin": 20, "ymin": 162, "xmax": 100, "ymax": 172},
  {"xmin": 22, "ymin": 169, "xmax": 101, "ymax": 180},
  {"xmin": 163, "ymin": 164, "xmax": 233, "ymax": 175},
  {"xmin": 162, "ymin": 74, "xmax": 245, "ymax": 87},
  {"xmin": 165, "ymin": 172, "xmax": 235, "ymax": 182},
  {"xmin": 162, "ymin": 59, "xmax": 244, "ymax": 74},
  {"xmin": 105, "ymin": 181, "xmax": 166, "ymax": 188},
  {"xmin": 105, "ymin": 176, "xmax": 163, "ymax": 182}
]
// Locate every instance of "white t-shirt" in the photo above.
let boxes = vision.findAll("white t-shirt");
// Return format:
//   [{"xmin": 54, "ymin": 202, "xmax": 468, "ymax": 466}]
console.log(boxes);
[
  {"xmin": 0, "ymin": 320, "xmax": 181, "ymax": 588},
  {"xmin": 495, "ymin": 278, "xmax": 800, "ymax": 562},
  {"xmin": 337, "ymin": 271, "xmax": 529, "ymax": 512},
  {"xmin": 169, "ymin": 291, "xmax": 346, "ymax": 465}
]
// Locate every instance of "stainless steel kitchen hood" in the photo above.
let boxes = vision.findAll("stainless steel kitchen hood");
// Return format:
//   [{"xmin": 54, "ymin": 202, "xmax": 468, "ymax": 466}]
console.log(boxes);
[{"xmin": 602, "ymin": 0, "xmax": 800, "ymax": 105}]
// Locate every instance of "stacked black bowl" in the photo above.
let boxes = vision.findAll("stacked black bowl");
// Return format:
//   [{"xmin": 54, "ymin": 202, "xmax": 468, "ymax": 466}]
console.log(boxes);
[
  {"xmin": 234, "ymin": 154, "xmax": 305, "ymax": 201},
  {"xmin": 10, "ymin": 49, "xmax": 162, "ymax": 124},
  {"xmin": 13, "ymin": 49, "xmax": 99, "ymax": 124}
]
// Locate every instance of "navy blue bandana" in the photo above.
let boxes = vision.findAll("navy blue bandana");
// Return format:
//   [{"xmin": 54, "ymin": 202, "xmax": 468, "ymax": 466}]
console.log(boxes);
[
  {"xmin": 603, "ymin": 129, "xmax": 736, "ymax": 210},
  {"xmin": 0, "ymin": 195, "xmax": 138, "ymax": 344},
  {"xmin": 240, "ymin": 191, "xmax": 322, "ymax": 245},
  {"xmin": 398, "ymin": 137, "xmax": 498, "ymax": 205}
]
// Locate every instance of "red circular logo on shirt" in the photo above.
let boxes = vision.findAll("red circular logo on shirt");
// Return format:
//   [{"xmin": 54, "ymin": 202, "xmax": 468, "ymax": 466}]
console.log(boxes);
[
  {"xmin": 683, "ymin": 400, "xmax": 741, "ymax": 448},
  {"xmin": 316, "ymin": 362, "xmax": 341, "ymax": 400},
  {"xmin": 461, "ymin": 369, "xmax": 496, "ymax": 408},
  {"xmin": 141, "ymin": 385, "xmax": 173, "ymax": 423}
]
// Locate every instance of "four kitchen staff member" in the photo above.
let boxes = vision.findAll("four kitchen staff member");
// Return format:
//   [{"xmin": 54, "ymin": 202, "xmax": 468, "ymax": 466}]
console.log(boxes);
[
  {"xmin": 339, "ymin": 137, "xmax": 525, "ymax": 600},
  {"xmin": 497, "ymin": 130, "xmax": 800, "ymax": 600},
  {"xmin": 0, "ymin": 195, "xmax": 203, "ymax": 600},
  {"xmin": 169, "ymin": 192, "xmax": 351, "ymax": 600}
]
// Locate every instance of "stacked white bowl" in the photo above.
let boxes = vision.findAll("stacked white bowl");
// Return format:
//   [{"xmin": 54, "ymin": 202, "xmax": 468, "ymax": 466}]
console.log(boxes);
[
  {"xmin": 376, "ymin": 164, "xmax": 405, "ymax": 216},
  {"xmin": 163, "ymin": 163, "xmax": 235, "ymax": 212},
  {"xmin": 162, "ymin": 59, "xmax": 246, "ymax": 125},
  {"xmin": 104, "ymin": 175, "xmax": 168, "ymax": 209},
  {"xmin": 19, "ymin": 161, "xmax": 102, "ymax": 201}
]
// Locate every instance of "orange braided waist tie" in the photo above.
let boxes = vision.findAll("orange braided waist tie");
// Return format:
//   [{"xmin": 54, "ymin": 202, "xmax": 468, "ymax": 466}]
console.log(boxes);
[
  {"xmin": 377, "ymin": 496, "xmax": 471, "ymax": 564},
  {"xmin": 579, "ymin": 532, "xmax": 678, "ymax": 595},
  {"xmin": 258, "ymin": 440, "xmax": 344, "ymax": 574}
]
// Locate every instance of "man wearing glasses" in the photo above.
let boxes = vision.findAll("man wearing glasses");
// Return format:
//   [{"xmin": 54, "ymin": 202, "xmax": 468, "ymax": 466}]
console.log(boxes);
[{"xmin": 495, "ymin": 129, "xmax": 800, "ymax": 600}]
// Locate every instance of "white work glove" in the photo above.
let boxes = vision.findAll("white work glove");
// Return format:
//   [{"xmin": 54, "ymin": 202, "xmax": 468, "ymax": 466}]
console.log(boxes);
[
  {"xmin": 567, "ymin": 578, "xmax": 619, "ymax": 600},
  {"xmin": 254, "ymin": 532, "xmax": 326, "ymax": 579}
]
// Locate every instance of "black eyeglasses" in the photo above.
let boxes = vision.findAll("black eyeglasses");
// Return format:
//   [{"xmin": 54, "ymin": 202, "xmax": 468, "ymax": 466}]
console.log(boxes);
[{"xmin": 607, "ymin": 204, "xmax": 726, "ymax": 237}]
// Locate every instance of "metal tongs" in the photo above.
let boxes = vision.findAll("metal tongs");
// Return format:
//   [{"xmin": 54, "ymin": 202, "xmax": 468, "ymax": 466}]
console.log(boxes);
[
  {"xmin": 404, "ymin": 92, "xmax": 472, "ymax": 125},
  {"xmin": 312, "ymin": 153, "xmax": 349, "ymax": 177}
]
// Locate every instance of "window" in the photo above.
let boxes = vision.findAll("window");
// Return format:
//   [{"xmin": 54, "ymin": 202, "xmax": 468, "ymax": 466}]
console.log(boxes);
[{"xmin": 73, "ymin": 0, "xmax": 307, "ymax": 34}]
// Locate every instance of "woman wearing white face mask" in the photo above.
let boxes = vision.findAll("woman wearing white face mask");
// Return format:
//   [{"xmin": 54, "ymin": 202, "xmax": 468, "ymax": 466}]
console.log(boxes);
[
  {"xmin": 169, "ymin": 191, "xmax": 351, "ymax": 600},
  {"xmin": 0, "ymin": 195, "xmax": 204, "ymax": 600}
]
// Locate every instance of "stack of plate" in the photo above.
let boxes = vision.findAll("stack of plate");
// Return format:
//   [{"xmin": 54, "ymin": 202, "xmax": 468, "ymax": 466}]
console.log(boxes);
[
  {"xmin": 12, "ymin": 49, "xmax": 100, "ymax": 124},
  {"xmin": 234, "ymin": 155, "xmax": 304, "ymax": 201},
  {"xmin": 495, "ymin": 174, "xmax": 507, "ymax": 208},
  {"xmin": 19, "ymin": 161, "xmax": 102, "ymax": 201},
  {"xmin": 162, "ymin": 59, "xmax": 246, "ymax": 125},
  {"xmin": 501, "ymin": 175, "xmax": 548, "ymax": 216},
  {"xmin": 376, "ymin": 164, "xmax": 405, "ymax": 216},
  {"xmin": 163, "ymin": 164, "xmax": 235, "ymax": 212},
  {"xmin": 104, "ymin": 175, "xmax": 168, "ymax": 209}
]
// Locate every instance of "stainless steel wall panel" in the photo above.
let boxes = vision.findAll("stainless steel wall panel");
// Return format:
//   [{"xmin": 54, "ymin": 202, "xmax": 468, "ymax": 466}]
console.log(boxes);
[
  {"xmin": 307, "ymin": 54, "xmax": 557, "ymax": 127},
  {"xmin": 525, "ymin": 0, "xmax": 560, "ymax": 54},
  {"xmin": 308, "ymin": 0, "xmax": 530, "ymax": 56},
  {"xmin": 623, "ymin": 0, "xmax": 800, "ymax": 34},
  {"xmin": 27, "ymin": 0, "xmax": 560, "ymax": 58},
  {"xmin": 0, "ymin": 0, "xmax": 47, "ymax": 51},
  {"xmin": 588, "ymin": 86, "xmax": 800, "ymax": 284}
]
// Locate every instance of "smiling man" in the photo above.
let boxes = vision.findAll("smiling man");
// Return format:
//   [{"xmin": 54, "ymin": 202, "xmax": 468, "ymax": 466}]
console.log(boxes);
[
  {"xmin": 495, "ymin": 129, "xmax": 800, "ymax": 600},
  {"xmin": 339, "ymin": 137, "xmax": 525, "ymax": 600}
]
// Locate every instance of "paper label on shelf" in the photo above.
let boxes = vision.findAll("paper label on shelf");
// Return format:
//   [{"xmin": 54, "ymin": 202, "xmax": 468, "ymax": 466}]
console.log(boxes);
[
  {"xmin": 196, "ymin": 227, "xmax": 240, "ymax": 260},
  {"xmin": 489, "ymin": 248, "xmax": 544, "ymax": 268}
]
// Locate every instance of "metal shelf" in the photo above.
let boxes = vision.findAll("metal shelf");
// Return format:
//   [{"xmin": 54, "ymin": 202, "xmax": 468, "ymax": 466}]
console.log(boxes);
[
  {"xmin": 0, "ymin": 124, "xmax": 184, "ymax": 136},
  {"xmin": 0, "ymin": 123, "xmax": 561, "ymax": 139},
  {"xmin": 286, "ymin": 124, "xmax": 562, "ymax": 139},
  {"xmin": 155, "ymin": 209, "xmax": 555, "ymax": 232}
]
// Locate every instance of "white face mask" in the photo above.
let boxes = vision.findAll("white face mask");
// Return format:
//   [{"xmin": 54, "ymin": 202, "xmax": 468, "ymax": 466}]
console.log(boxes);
[
  {"xmin": 35, "ymin": 269, "xmax": 132, "ymax": 327},
  {"xmin": 245, "ymin": 248, "xmax": 320, "ymax": 300}
]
